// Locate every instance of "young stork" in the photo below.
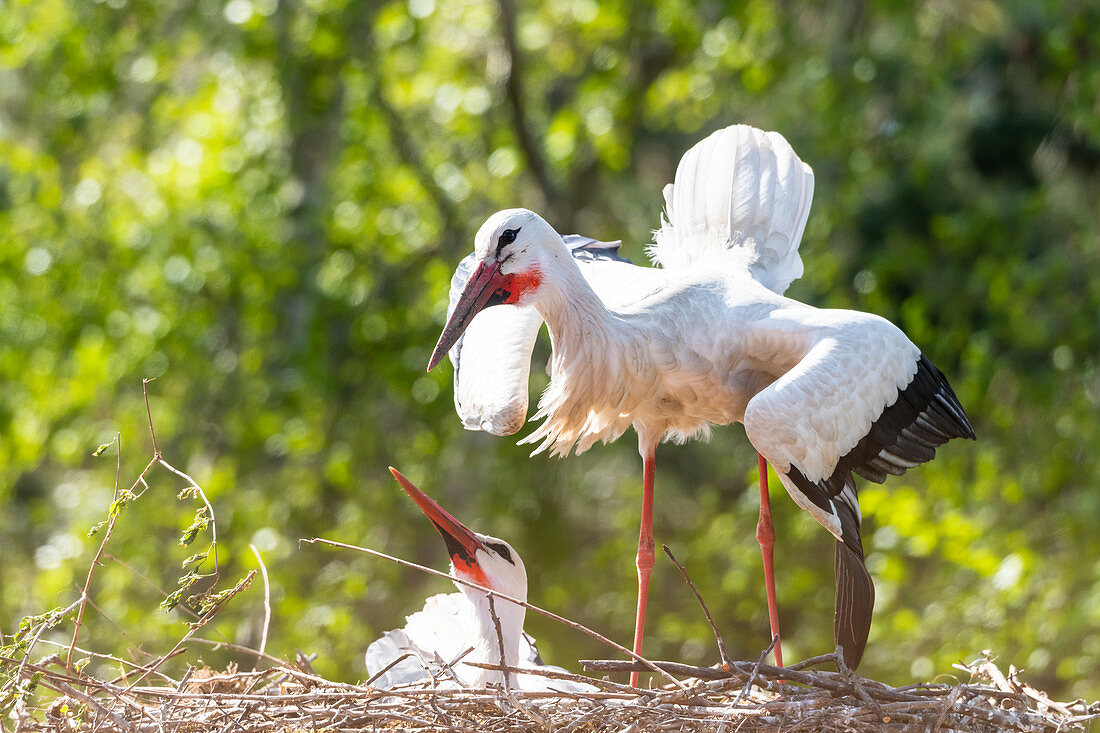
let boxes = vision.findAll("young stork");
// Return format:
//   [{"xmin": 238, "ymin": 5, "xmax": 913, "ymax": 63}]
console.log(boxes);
[
  {"xmin": 365, "ymin": 467, "xmax": 591, "ymax": 692},
  {"xmin": 427, "ymin": 124, "xmax": 975, "ymax": 683}
]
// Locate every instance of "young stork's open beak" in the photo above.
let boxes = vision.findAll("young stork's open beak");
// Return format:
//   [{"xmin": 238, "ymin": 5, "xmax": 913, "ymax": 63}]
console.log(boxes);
[{"xmin": 388, "ymin": 467, "xmax": 491, "ymax": 588}]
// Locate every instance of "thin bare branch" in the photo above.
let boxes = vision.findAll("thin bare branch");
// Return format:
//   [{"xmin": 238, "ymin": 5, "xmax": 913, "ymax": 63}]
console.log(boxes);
[
  {"xmin": 364, "ymin": 652, "xmax": 411, "ymax": 688},
  {"xmin": 159, "ymin": 457, "xmax": 220, "ymax": 576},
  {"xmin": 662, "ymin": 544, "xmax": 731, "ymax": 668},
  {"xmin": 486, "ymin": 594, "xmax": 510, "ymax": 692},
  {"xmin": 10, "ymin": 598, "xmax": 84, "ymax": 692},
  {"xmin": 143, "ymin": 378, "xmax": 159, "ymax": 457},
  {"xmin": 733, "ymin": 634, "xmax": 779, "ymax": 706},
  {"xmin": 189, "ymin": 638, "xmax": 287, "ymax": 669},
  {"xmin": 66, "ymin": 433, "xmax": 122, "ymax": 672},
  {"xmin": 249, "ymin": 544, "xmax": 272, "ymax": 668}
]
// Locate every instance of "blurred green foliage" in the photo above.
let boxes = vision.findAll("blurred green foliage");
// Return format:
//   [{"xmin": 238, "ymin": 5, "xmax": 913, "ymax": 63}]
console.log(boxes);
[{"xmin": 1, "ymin": 0, "xmax": 1099, "ymax": 701}]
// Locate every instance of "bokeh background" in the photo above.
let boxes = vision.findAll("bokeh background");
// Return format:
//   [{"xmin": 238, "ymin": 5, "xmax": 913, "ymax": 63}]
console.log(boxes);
[{"xmin": 2, "ymin": 0, "xmax": 1099, "ymax": 701}]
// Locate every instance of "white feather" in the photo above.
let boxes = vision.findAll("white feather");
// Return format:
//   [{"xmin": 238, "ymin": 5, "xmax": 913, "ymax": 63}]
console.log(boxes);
[
  {"xmin": 742, "ymin": 308, "xmax": 920, "ymax": 483},
  {"xmin": 649, "ymin": 124, "xmax": 813, "ymax": 294}
]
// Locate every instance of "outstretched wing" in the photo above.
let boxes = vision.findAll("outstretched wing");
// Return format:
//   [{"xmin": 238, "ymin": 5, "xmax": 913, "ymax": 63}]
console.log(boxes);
[
  {"xmin": 650, "ymin": 124, "xmax": 814, "ymax": 294},
  {"xmin": 447, "ymin": 236, "xmax": 633, "ymax": 436},
  {"xmin": 743, "ymin": 309, "xmax": 974, "ymax": 667}
]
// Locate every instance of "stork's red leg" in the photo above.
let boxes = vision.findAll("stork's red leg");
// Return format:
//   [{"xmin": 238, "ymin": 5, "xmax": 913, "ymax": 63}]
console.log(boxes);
[
  {"xmin": 629, "ymin": 447, "xmax": 657, "ymax": 688},
  {"xmin": 757, "ymin": 453, "xmax": 784, "ymax": 668}
]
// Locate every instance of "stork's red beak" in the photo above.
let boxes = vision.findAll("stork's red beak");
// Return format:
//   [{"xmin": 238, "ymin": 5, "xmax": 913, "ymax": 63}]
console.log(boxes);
[
  {"xmin": 427, "ymin": 260, "xmax": 506, "ymax": 372},
  {"xmin": 388, "ymin": 467, "xmax": 489, "ymax": 586}
]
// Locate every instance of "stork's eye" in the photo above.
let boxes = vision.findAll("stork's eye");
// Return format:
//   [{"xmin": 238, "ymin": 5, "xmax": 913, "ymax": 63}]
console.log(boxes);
[
  {"xmin": 485, "ymin": 541, "xmax": 514, "ymax": 563},
  {"xmin": 497, "ymin": 228, "xmax": 520, "ymax": 250}
]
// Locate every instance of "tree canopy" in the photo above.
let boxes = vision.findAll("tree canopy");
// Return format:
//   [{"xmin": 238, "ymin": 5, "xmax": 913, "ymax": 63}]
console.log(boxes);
[{"xmin": 1, "ymin": 0, "xmax": 1099, "ymax": 700}]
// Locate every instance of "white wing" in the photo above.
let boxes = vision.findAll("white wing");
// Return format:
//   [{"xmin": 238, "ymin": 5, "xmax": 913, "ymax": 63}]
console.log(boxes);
[
  {"xmin": 743, "ymin": 309, "xmax": 973, "ymax": 537},
  {"xmin": 448, "ymin": 236, "xmax": 635, "ymax": 436},
  {"xmin": 365, "ymin": 593, "xmax": 474, "ymax": 688},
  {"xmin": 650, "ymin": 124, "xmax": 814, "ymax": 294}
]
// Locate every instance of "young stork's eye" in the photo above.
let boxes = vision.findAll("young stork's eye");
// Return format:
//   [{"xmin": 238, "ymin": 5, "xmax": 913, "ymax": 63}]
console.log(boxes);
[
  {"xmin": 485, "ymin": 540, "xmax": 514, "ymax": 563},
  {"xmin": 497, "ymin": 228, "xmax": 520, "ymax": 251}
]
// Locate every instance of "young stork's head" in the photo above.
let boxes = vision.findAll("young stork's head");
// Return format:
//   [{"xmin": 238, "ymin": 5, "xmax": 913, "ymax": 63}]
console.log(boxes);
[
  {"xmin": 388, "ymin": 467, "xmax": 527, "ymax": 603},
  {"xmin": 427, "ymin": 208, "xmax": 562, "ymax": 371}
]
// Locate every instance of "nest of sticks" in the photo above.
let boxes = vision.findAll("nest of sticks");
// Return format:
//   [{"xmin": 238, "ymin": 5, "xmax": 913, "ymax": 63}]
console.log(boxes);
[
  {"xmin": 4, "ymin": 393, "xmax": 1099, "ymax": 732},
  {"xmin": 6, "ymin": 647, "xmax": 1100, "ymax": 732}
]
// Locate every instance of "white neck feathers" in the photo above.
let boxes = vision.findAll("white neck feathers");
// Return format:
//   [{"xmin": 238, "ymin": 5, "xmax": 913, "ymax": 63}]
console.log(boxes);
[
  {"xmin": 520, "ymin": 243, "xmax": 647, "ymax": 457},
  {"xmin": 457, "ymin": 587, "xmax": 527, "ymax": 686}
]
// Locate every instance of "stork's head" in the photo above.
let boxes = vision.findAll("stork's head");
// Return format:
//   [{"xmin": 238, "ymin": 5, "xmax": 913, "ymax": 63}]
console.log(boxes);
[
  {"xmin": 388, "ymin": 467, "xmax": 527, "ymax": 602},
  {"xmin": 427, "ymin": 208, "xmax": 561, "ymax": 371}
]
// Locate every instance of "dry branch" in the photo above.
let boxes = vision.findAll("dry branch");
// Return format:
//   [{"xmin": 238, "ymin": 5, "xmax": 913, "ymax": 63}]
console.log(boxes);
[{"xmin": 8, "ymin": 640, "xmax": 1098, "ymax": 732}]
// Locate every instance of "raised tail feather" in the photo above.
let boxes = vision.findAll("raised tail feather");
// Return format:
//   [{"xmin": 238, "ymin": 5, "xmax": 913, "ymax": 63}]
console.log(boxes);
[{"xmin": 649, "ymin": 124, "xmax": 814, "ymax": 294}]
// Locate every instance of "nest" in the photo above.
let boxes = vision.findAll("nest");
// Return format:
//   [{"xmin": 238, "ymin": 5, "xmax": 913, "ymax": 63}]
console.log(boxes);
[
  {"xmin": 7, "ymin": 649, "xmax": 1099, "ymax": 732},
  {"xmin": 3, "ymin": 402, "xmax": 1098, "ymax": 731}
]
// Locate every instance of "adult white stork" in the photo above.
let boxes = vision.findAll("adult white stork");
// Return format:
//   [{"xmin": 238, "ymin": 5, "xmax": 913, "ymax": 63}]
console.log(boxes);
[
  {"xmin": 426, "ymin": 124, "xmax": 975, "ymax": 684},
  {"xmin": 366, "ymin": 467, "xmax": 592, "ymax": 692}
]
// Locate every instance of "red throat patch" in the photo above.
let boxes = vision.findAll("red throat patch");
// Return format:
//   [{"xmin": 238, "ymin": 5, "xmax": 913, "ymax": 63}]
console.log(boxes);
[
  {"xmin": 501, "ymin": 270, "xmax": 542, "ymax": 304},
  {"xmin": 452, "ymin": 555, "xmax": 490, "ymax": 589}
]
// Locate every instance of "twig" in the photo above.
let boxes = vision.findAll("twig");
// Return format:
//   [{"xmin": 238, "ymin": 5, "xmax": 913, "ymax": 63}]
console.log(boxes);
[
  {"xmin": 249, "ymin": 544, "xmax": 272, "ymax": 668},
  {"xmin": 783, "ymin": 653, "xmax": 838, "ymax": 672},
  {"xmin": 433, "ymin": 645, "xmax": 474, "ymax": 687},
  {"xmin": 497, "ymin": 679, "xmax": 549, "ymax": 729},
  {"xmin": 159, "ymin": 457, "xmax": 220, "ymax": 575},
  {"xmin": 732, "ymin": 634, "xmax": 778, "ymax": 706},
  {"xmin": 82, "ymin": 595, "xmax": 153, "ymax": 657},
  {"xmin": 365, "ymin": 653, "xmax": 412, "ymax": 687},
  {"xmin": 266, "ymin": 665, "xmax": 365, "ymax": 693},
  {"xmin": 106, "ymin": 646, "xmax": 188, "ymax": 686},
  {"xmin": 580, "ymin": 659, "xmax": 732, "ymax": 681},
  {"xmin": 159, "ymin": 665, "xmax": 194, "ymax": 727},
  {"xmin": 302, "ymin": 537, "xmax": 686, "ymax": 691},
  {"xmin": 10, "ymin": 598, "xmax": 84, "ymax": 692},
  {"xmin": 662, "ymin": 545, "xmax": 731, "ymax": 668},
  {"xmin": 293, "ymin": 650, "xmax": 315, "ymax": 677},
  {"xmin": 143, "ymin": 378, "xmax": 160, "ymax": 457},
  {"xmin": 100, "ymin": 552, "xmax": 233, "ymax": 647},
  {"xmin": 35, "ymin": 673, "xmax": 134, "ymax": 731},
  {"xmin": 66, "ymin": 433, "xmax": 124, "ymax": 672},
  {"xmin": 486, "ymin": 594, "xmax": 511, "ymax": 691},
  {"xmin": 931, "ymin": 684, "xmax": 963, "ymax": 732},
  {"xmin": 833, "ymin": 644, "xmax": 885, "ymax": 720},
  {"xmin": 32, "ymin": 640, "xmax": 176, "ymax": 687},
  {"xmin": 188, "ymin": 638, "xmax": 286, "ymax": 669},
  {"xmin": 462, "ymin": 662, "xmax": 628, "ymax": 695},
  {"xmin": 120, "ymin": 571, "xmax": 256, "ymax": 692}
]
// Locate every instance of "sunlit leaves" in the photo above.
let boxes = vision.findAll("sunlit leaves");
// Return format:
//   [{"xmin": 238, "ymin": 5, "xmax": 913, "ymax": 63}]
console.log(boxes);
[{"xmin": 0, "ymin": 0, "xmax": 1098, "ymax": 702}]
